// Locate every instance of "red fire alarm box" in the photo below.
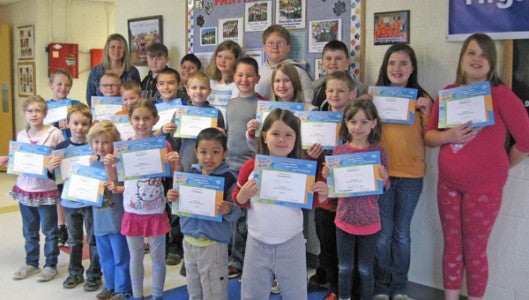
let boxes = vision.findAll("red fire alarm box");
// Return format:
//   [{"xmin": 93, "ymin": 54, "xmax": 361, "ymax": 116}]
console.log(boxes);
[{"xmin": 48, "ymin": 43, "xmax": 79, "ymax": 78}]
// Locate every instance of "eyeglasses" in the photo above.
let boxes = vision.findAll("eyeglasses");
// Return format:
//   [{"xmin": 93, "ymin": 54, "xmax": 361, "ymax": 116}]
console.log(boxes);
[
  {"xmin": 25, "ymin": 109, "xmax": 44, "ymax": 114},
  {"xmin": 101, "ymin": 84, "xmax": 120, "ymax": 88},
  {"xmin": 265, "ymin": 41, "xmax": 288, "ymax": 48}
]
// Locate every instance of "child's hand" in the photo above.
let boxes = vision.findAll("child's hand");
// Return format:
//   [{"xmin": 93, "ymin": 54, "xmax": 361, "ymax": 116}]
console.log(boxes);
[
  {"xmin": 104, "ymin": 154, "xmax": 117, "ymax": 166},
  {"xmin": 447, "ymin": 121, "xmax": 475, "ymax": 144},
  {"xmin": 321, "ymin": 162, "xmax": 330, "ymax": 179},
  {"xmin": 105, "ymin": 181, "xmax": 117, "ymax": 193},
  {"xmin": 217, "ymin": 200, "xmax": 232, "ymax": 215},
  {"xmin": 47, "ymin": 155, "xmax": 62, "ymax": 172},
  {"xmin": 165, "ymin": 151, "xmax": 182, "ymax": 170},
  {"xmin": 58, "ymin": 120, "xmax": 68, "ymax": 130},
  {"xmin": 311, "ymin": 180, "xmax": 329, "ymax": 203},
  {"xmin": 238, "ymin": 179, "xmax": 258, "ymax": 204},
  {"xmin": 0, "ymin": 155, "xmax": 8, "ymax": 166},
  {"xmin": 162, "ymin": 122, "xmax": 177, "ymax": 135},
  {"xmin": 307, "ymin": 143, "xmax": 323, "ymax": 159},
  {"xmin": 246, "ymin": 119, "xmax": 259, "ymax": 137},
  {"xmin": 416, "ymin": 96, "xmax": 432, "ymax": 116},
  {"xmin": 378, "ymin": 165, "xmax": 389, "ymax": 183},
  {"xmin": 166, "ymin": 189, "xmax": 179, "ymax": 203}
]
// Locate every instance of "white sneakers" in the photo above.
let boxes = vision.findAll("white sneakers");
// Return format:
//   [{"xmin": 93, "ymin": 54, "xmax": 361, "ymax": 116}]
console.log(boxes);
[{"xmin": 13, "ymin": 265, "xmax": 58, "ymax": 282}]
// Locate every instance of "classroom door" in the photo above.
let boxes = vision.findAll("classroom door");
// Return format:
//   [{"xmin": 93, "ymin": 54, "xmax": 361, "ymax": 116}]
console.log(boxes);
[{"xmin": 0, "ymin": 24, "xmax": 14, "ymax": 172}]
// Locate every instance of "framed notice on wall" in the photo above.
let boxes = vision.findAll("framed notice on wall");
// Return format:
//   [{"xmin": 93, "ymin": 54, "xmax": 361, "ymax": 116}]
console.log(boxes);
[
  {"xmin": 17, "ymin": 61, "xmax": 36, "ymax": 97},
  {"xmin": 17, "ymin": 25, "xmax": 34, "ymax": 60},
  {"xmin": 128, "ymin": 15, "xmax": 163, "ymax": 66}
]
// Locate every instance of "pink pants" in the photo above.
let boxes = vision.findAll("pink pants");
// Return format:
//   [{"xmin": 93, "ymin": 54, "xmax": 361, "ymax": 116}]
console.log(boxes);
[{"xmin": 437, "ymin": 180, "xmax": 502, "ymax": 297}]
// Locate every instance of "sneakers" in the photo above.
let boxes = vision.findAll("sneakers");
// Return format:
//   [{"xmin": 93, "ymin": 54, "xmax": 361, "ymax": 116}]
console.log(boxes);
[
  {"xmin": 392, "ymin": 294, "xmax": 410, "ymax": 300},
  {"xmin": 83, "ymin": 277, "xmax": 102, "ymax": 292},
  {"xmin": 323, "ymin": 292, "xmax": 337, "ymax": 300},
  {"xmin": 13, "ymin": 265, "xmax": 40, "ymax": 280},
  {"xmin": 228, "ymin": 266, "xmax": 241, "ymax": 279},
  {"xmin": 179, "ymin": 263, "xmax": 186, "ymax": 277},
  {"xmin": 96, "ymin": 288, "xmax": 114, "ymax": 300},
  {"xmin": 110, "ymin": 292, "xmax": 133, "ymax": 300},
  {"xmin": 166, "ymin": 252, "xmax": 182, "ymax": 266},
  {"xmin": 374, "ymin": 294, "xmax": 390, "ymax": 300},
  {"xmin": 308, "ymin": 273, "xmax": 328, "ymax": 288},
  {"xmin": 63, "ymin": 274, "xmax": 84, "ymax": 289},
  {"xmin": 37, "ymin": 266, "xmax": 58, "ymax": 282},
  {"xmin": 270, "ymin": 278, "xmax": 281, "ymax": 294},
  {"xmin": 58, "ymin": 224, "xmax": 68, "ymax": 247}
]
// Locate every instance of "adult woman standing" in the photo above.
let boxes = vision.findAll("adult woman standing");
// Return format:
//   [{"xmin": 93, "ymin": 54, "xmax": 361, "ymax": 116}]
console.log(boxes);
[
  {"xmin": 373, "ymin": 43, "xmax": 433, "ymax": 300},
  {"xmin": 86, "ymin": 33, "xmax": 140, "ymax": 107}
]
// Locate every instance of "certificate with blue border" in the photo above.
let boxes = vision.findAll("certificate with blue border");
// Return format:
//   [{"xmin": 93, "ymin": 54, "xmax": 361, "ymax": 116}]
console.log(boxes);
[
  {"xmin": 253, "ymin": 154, "xmax": 316, "ymax": 209},
  {"xmin": 255, "ymin": 100, "xmax": 305, "ymax": 136},
  {"xmin": 294, "ymin": 111, "xmax": 343, "ymax": 150},
  {"xmin": 91, "ymin": 96, "xmax": 123, "ymax": 121},
  {"xmin": 438, "ymin": 81, "xmax": 494, "ymax": 128},
  {"xmin": 326, "ymin": 151, "xmax": 384, "ymax": 198},
  {"xmin": 7, "ymin": 141, "xmax": 50, "ymax": 178},
  {"xmin": 154, "ymin": 100, "xmax": 183, "ymax": 130},
  {"xmin": 171, "ymin": 171, "xmax": 224, "ymax": 222},
  {"xmin": 44, "ymin": 99, "xmax": 74, "ymax": 125},
  {"xmin": 52, "ymin": 144, "xmax": 93, "ymax": 184},
  {"xmin": 369, "ymin": 86, "xmax": 418, "ymax": 124},
  {"xmin": 112, "ymin": 115, "xmax": 135, "ymax": 141},
  {"xmin": 61, "ymin": 164, "xmax": 106, "ymax": 207},
  {"xmin": 174, "ymin": 106, "xmax": 219, "ymax": 138},
  {"xmin": 114, "ymin": 136, "xmax": 170, "ymax": 181}
]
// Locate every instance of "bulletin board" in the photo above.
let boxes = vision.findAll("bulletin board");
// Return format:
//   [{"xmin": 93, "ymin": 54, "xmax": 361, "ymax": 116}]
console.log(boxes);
[{"xmin": 185, "ymin": 0, "xmax": 365, "ymax": 81}]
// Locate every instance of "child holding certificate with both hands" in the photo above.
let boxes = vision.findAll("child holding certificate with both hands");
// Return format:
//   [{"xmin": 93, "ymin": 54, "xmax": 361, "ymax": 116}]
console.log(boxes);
[
  {"xmin": 167, "ymin": 127, "xmax": 241, "ymax": 300},
  {"xmin": 0, "ymin": 96, "xmax": 64, "ymax": 282},
  {"xmin": 322, "ymin": 100, "xmax": 390, "ymax": 300},
  {"xmin": 106, "ymin": 99, "xmax": 181, "ymax": 300},
  {"xmin": 425, "ymin": 33, "xmax": 529, "ymax": 300},
  {"xmin": 233, "ymin": 108, "xmax": 328, "ymax": 300}
]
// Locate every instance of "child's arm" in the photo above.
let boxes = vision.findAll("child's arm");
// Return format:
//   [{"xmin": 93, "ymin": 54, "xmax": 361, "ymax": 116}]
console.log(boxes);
[
  {"xmin": 509, "ymin": 144, "xmax": 529, "ymax": 168},
  {"xmin": 105, "ymin": 181, "xmax": 124, "ymax": 194},
  {"xmin": 311, "ymin": 180, "xmax": 328, "ymax": 204},
  {"xmin": 245, "ymin": 119, "xmax": 259, "ymax": 152},
  {"xmin": 0, "ymin": 155, "xmax": 8, "ymax": 166},
  {"xmin": 165, "ymin": 150, "xmax": 182, "ymax": 173},
  {"xmin": 103, "ymin": 154, "xmax": 118, "ymax": 181},
  {"xmin": 424, "ymin": 121, "xmax": 474, "ymax": 147},
  {"xmin": 306, "ymin": 143, "xmax": 323, "ymax": 160},
  {"xmin": 47, "ymin": 155, "xmax": 62, "ymax": 173},
  {"xmin": 166, "ymin": 189, "xmax": 179, "ymax": 203},
  {"xmin": 233, "ymin": 179, "xmax": 258, "ymax": 206}
]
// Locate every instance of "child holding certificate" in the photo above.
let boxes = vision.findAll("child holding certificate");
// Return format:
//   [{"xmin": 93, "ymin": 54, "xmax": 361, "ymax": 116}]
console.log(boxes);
[
  {"xmin": 373, "ymin": 43, "xmax": 433, "ymax": 300},
  {"xmin": 87, "ymin": 121, "xmax": 132, "ymax": 300},
  {"xmin": 425, "ymin": 33, "xmax": 529, "ymax": 300},
  {"xmin": 167, "ymin": 127, "xmax": 241, "ymax": 300},
  {"xmin": 2, "ymin": 96, "xmax": 64, "ymax": 282},
  {"xmin": 233, "ymin": 108, "xmax": 328, "ymax": 300},
  {"xmin": 47, "ymin": 69, "xmax": 81, "ymax": 248},
  {"xmin": 112, "ymin": 99, "xmax": 181, "ymax": 300},
  {"xmin": 47, "ymin": 103, "xmax": 103, "ymax": 292},
  {"xmin": 322, "ymin": 99, "xmax": 390, "ymax": 300}
]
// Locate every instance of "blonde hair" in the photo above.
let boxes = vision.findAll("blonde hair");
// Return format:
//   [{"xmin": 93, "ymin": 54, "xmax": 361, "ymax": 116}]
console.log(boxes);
[
  {"xmin": 187, "ymin": 71, "xmax": 210, "ymax": 88},
  {"xmin": 49, "ymin": 69, "xmax": 73, "ymax": 85},
  {"xmin": 102, "ymin": 33, "xmax": 133, "ymax": 71},
  {"xmin": 87, "ymin": 120, "xmax": 121, "ymax": 144},
  {"xmin": 22, "ymin": 95, "xmax": 47, "ymax": 130},
  {"xmin": 121, "ymin": 79, "xmax": 141, "ymax": 94},
  {"xmin": 100, "ymin": 72, "xmax": 121, "ymax": 85}
]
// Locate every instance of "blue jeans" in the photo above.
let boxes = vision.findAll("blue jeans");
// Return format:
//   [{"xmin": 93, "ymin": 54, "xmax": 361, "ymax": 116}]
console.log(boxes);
[
  {"xmin": 96, "ymin": 233, "xmax": 131, "ymax": 293},
  {"xmin": 336, "ymin": 228, "xmax": 378, "ymax": 300},
  {"xmin": 374, "ymin": 177, "xmax": 423, "ymax": 296},
  {"xmin": 64, "ymin": 206, "xmax": 101, "ymax": 278},
  {"xmin": 19, "ymin": 203, "xmax": 59, "ymax": 268}
]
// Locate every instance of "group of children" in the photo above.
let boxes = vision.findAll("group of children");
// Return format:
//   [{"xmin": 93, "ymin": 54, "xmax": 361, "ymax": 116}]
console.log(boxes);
[{"xmin": 3, "ymin": 26, "xmax": 526, "ymax": 300}]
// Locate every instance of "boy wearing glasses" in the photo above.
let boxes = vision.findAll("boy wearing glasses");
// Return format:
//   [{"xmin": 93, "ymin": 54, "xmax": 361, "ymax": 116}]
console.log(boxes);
[
  {"xmin": 255, "ymin": 24, "xmax": 313, "ymax": 102},
  {"xmin": 98, "ymin": 72, "xmax": 121, "ymax": 97}
]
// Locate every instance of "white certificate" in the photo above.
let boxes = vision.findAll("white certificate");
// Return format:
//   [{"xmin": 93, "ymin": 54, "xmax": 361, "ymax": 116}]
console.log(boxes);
[
  {"xmin": 258, "ymin": 169, "xmax": 307, "ymax": 204},
  {"xmin": 121, "ymin": 148, "xmax": 163, "ymax": 177},
  {"xmin": 446, "ymin": 95, "xmax": 487, "ymax": 125},
  {"xmin": 66, "ymin": 174, "xmax": 101, "ymax": 203},
  {"xmin": 93, "ymin": 104, "xmax": 123, "ymax": 119},
  {"xmin": 179, "ymin": 115, "xmax": 213, "ymax": 137},
  {"xmin": 301, "ymin": 121, "xmax": 337, "ymax": 148},
  {"xmin": 44, "ymin": 105, "xmax": 69, "ymax": 125},
  {"xmin": 13, "ymin": 151, "xmax": 45, "ymax": 175},
  {"xmin": 373, "ymin": 96, "xmax": 410, "ymax": 121},
  {"xmin": 178, "ymin": 185, "xmax": 217, "ymax": 217},
  {"xmin": 59, "ymin": 155, "xmax": 91, "ymax": 182},
  {"xmin": 115, "ymin": 122, "xmax": 135, "ymax": 141},
  {"xmin": 154, "ymin": 108, "xmax": 176, "ymax": 130},
  {"xmin": 332, "ymin": 165, "xmax": 375, "ymax": 194}
]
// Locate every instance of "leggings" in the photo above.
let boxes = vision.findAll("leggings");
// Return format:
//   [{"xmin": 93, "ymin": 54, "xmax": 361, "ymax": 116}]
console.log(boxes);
[
  {"xmin": 127, "ymin": 234, "xmax": 166, "ymax": 298},
  {"xmin": 437, "ymin": 180, "xmax": 502, "ymax": 297}
]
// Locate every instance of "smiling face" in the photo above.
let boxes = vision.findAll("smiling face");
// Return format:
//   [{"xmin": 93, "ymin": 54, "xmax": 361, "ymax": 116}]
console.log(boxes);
[
  {"xmin": 345, "ymin": 109, "xmax": 377, "ymax": 147},
  {"xmin": 186, "ymin": 77, "xmax": 211, "ymax": 105},
  {"xmin": 180, "ymin": 61, "xmax": 199, "ymax": 84},
  {"xmin": 263, "ymin": 32, "xmax": 291, "ymax": 66},
  {"xmin": 273, "ymin": 70, "xmax": 295, "ymax": 101},
  {"xmin": 147, "ymin": 54, "xmax": 169, "ymax": 76},
  {"xmin": 24, "ymin": 102, "xmax": 46, "ymax": 129},
  {"xmin": 49, "ymin": 74, "xmax": 72, "ymax": 100},
  {"xmin": 386, "ymin": 50, "xmax": 414, "ymax": 87},
  {"xmin": 130, "ymin": 107, "xmax": 159, "ymax": 138},
  {"xmin": 121, "ymin": 89, "xmax": 141, "ymax": 110},
  {"xmin": 108, "ymin": 39, "xmax": 125, "ymax": 63},
  {"xmin": 99, "ymin": 75, "xmax": 121, "ymax": 97},
  {"xmin": 322, "ymin": 49, "xmax": 350, "ymax": 74},
  {"xmin": 325, "ymin": 79, "xmax": 356, "ymax": 112},
  {"xmin": 91, "ymin": 133, "xmax": 114, "ymax": 157},
  {"xmin": 156, "ymin": 73, "xmax": 179, "ymax": 101},
  {"xmin": 68, "ymin": 111, "xmax": 91, "ymax": 143},
  {"xmin": 263, "ymin": 120, "xmax": 296, "ymax": 157},
  {"xmin": 461, "ymin": 39, "xmax": 491, "ymax": 84},
  {"xmin": 234, "ymin": 63, "xmax": 260, "ymax": 97},
  {"xmin": 195, "ymin": 139, "xmax": 227, "ymax": 175}
]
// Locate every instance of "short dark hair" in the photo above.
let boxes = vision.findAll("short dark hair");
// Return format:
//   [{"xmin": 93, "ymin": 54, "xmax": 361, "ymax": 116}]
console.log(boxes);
[
  {"xmin": 147, "ymin": 43, "xmax": 169, "ymax": 58},
  {"xmin": 322, "ymin": 40, "xmax": 349, "ymax": 58},
  {"xmin": 235, "ymin": 56, "xmax": 259, "ymax": 75},
  {"xmin": 158, "ymin": 67, "xmax": 181, "ymax": 83},
  {"xmin": 180, "ymin": 53, "xmax": 202, "ymax": 69},
  {"xmin": 195, "ymin": 127, "xmax": 227, "ymax": 150}
]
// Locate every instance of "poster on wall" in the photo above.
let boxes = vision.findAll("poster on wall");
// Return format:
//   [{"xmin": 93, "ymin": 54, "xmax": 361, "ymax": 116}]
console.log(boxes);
[
  {"xmin": 374, "ymin": 10, "xmax": 410, "ymax": 45},
  {"xmin": 200, "ymin": 27, "xmax": 217, "ymax": 46},
  {"xmin": 276, "ymin": 0, "xmax": 306, "ymax": 29},
  {"xmin": 128, "ymin": 15, "xmax": 163, "ymax": 66},
  {"xmin": 218, "ymin": 17, "xmax": 243, "ymax": 45},
  {"xmin": 17, "ymin": 25, "xmax": 34, "ymax": 60},
  {"xmin": 309, "ymin": 19, "xmax": 342, "ymax": 53},
  {"xmin": 17, "ymin": 61, "xmax": 36, "ymax": 97},
  {"xmin": 245, "ymin": 1, "xmax": 272, "ymax": 32}
]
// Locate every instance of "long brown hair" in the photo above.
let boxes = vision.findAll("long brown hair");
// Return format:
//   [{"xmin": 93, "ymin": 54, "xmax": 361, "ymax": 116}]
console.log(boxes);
[
  {"xmin": 456, "ymin": 33, "xmax": 502, "ymax": 86},
  {"xmin": 257, "ymin": 108, "xmax": 302, "ymax": 159},
  {"xmin": 271, "ymin": 62, "xmax": 303, "ymax": 102}
]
